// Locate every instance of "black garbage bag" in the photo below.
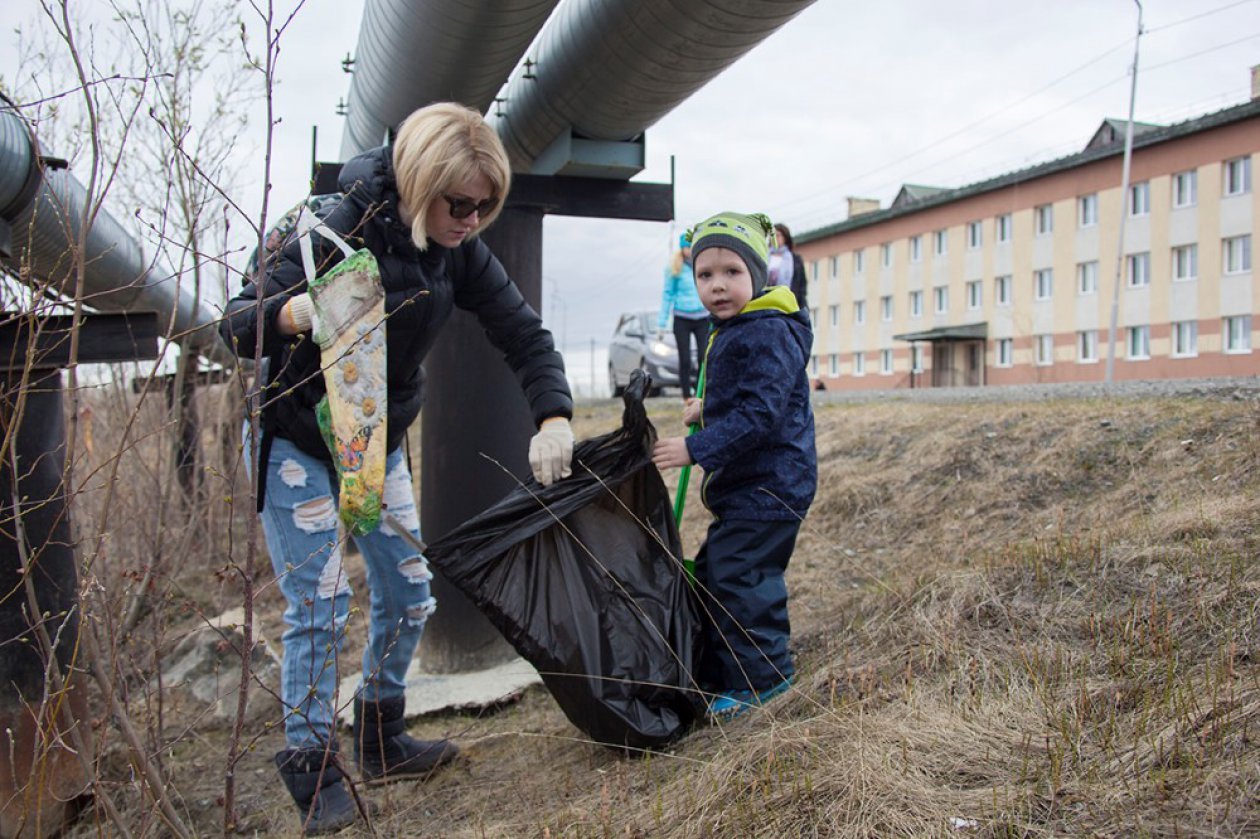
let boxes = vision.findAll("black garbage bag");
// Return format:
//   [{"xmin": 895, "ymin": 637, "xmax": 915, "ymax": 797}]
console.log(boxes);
[{"xmin": 424, "ymin": 370, "xmax": 702, "ymax": 750}]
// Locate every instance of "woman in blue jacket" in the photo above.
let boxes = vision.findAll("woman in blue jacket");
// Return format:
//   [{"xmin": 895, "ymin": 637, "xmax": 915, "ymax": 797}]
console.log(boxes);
[{"xmin": 658, "ymin": 234, "xmax": 708, "ymax": 399}]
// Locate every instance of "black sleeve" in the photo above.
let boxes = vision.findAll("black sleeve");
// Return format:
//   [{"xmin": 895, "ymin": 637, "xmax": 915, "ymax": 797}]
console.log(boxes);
[
  {"xmin": 791, "ymin": 253, "xmax": 809, "ymax": 311},
  {"xmin": 219, "ymin": 197, "xmax": 361, "ymax": 359},
  {"xmin": 452, "ymin": 239, "xmax": 574, "ymax": 426}
]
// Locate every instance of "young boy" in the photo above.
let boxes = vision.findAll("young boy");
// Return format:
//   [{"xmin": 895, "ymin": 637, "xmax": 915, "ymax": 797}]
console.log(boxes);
[{"xmin": 651, "ymin": 211, "xmax": 817, "ymax": 720}]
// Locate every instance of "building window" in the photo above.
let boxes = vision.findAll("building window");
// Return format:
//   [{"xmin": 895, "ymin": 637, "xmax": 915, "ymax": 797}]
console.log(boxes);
[
  {"xmin": 829, "ymin": 255, "xmax": 840, "ymax": 278},
  {"xmin": 909, "ymin": 235, "xmax": 922, "ymax": 263},
  {"xmin": 995, "ymin": 274, "xmax": 1012, "ymax": 306},
  {"xmin": 1077, "ymin": 330, "xmax": 1098, "ymax": 363},
  {"xmin": 996, "ymin": 338, "xmax": 1013, "ymax": 368},
  {"xmin": 933, "ymin": 285, "xmax": 948, "ymax": 314},
  {"xmin": 829, "ymin": 353, "xmax": 839, "ymax": 376},
  {"xmin": 911, "ymin": 345, "xmax": 924, "ymax": 372},
  {"xmin": 1172, "ymin": 244, "xmax": 1198, "ymax": 281},
  {"xmin": 880, "ymin": 348, "xmax": 893, "ymax": 374},
  {"xmin": 966, "ymin": 221, "xmax": 982, "ymax": 250},
  {"xmin": 1224, "ymin": 315, "xmax": 1252, "ymax": 353},
  {"xmin": 1224, "ymin": 155, "xmax": 1252, "ymax": 196},
  {"xmin": 1126, "ymin": 252, "xmax": 1151, "ymax": 287},
  {"xmin": 1172, "ymin": 320, "xmax": 1197, "ymax": 357},
  {"xmin": 966, "ymin": 280, "xmax": 982, "ymax": 310},
  {"xmin": 1034, "ymin": 204, "xmax": 1053, "ymax": 236},
  {"xmin": 811, "ymin": 307, "xmax": 819, "ymax": 325},
  {"xmin": 1035, "ymin": 334, "xmax": 1054, "ymax": 366},
  {"xmin": 1172, "ymin": 170, "xmax": 1197, "ymax": 208},
  {"xmin": 996, "ymin": 213, "xmax": 1012, "ymax": 243},
  {"xmin": 1129, "ymin": 181, "xmax": 1150, "ymax": 216},
  {"xmin": 1077, "ymin": 261, "xmax": 1098, "ymax": 295},
  {"xmin": 1078, "ymin": 193, "xmax": 1098, "ymax": 227},
  {"xmin": 1034, "ymin": 268, "xmax": 1054, "ymax": 301},
  {"xmin": 1223, "ymin": 235, "xmax": 1252, "ymax": 274},
  {"xmin": 1127, "ymin": 325, "xmax": 1150, "ymax": 359},
  {"xmin": 933, "ymin": 229, "xmax": 948, "ymax": 256},
  {"xmin": 810, "ymin": 261, "xmax": 820, "ymax": 281},
  {"xmin": 853, "ymin": 352, "xmax": 866, "ymax": 376},
  {"xmin": 854, "ymin": 249, "xmax": 865, "ymax": 273},
  {"xmin": 881, "ymin": 243, "xmax": 892, "ymax": 267},
  {"xmin": 909, "ymin": 289, "xmax": 923, "ymax": 318},
  {"xmin": 829, "ymin": 304, "xmax": 839, "ymax": 328},
  {"xmin": 854, "ymin": 300, "xmax": 866, "ymax": 325},
  {"xmin": 880, "ymin": 295, "xmax": 893, "ymax": 321}
]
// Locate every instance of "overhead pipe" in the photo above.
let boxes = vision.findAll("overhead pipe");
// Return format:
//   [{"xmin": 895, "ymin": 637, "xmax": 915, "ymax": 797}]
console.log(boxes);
[
  {"xmin": 490, "ymin": 0, "xmax": 818, "ymax": 173},
  {"xmin": 0, "ymin": 107, "xmax": 232, "ymax": 366},
  {"xmin": 339, "ymin": 0, "xmax": 562, "ymax": 159}
]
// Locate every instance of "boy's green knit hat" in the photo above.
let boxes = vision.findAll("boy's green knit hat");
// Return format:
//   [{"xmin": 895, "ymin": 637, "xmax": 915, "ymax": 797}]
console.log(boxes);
[{"xmin": 686, "ymin": 212, "xmax": 776, "ymax": 294}]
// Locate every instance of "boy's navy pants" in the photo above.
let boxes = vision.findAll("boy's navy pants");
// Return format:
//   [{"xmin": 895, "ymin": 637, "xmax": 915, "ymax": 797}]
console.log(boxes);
[{"xmin": 694, "ymin": 518, "xmax": 799, "ymax": 694}]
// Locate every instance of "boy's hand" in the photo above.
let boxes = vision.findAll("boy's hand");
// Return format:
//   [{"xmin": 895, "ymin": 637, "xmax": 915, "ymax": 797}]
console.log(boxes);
[
  {"xmin": 682, "ymin": 397, "xmax": 702, "ymax": 426},
  {"xmin": 652, "ymin": 437, "xmax": 693, "ymax": 470}
]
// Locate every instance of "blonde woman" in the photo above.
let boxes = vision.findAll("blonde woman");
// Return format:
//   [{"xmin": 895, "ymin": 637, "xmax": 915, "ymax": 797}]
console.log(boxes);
[{"xmin": 221, "ymin": 102, "xmax": 573, "ymax": 833}]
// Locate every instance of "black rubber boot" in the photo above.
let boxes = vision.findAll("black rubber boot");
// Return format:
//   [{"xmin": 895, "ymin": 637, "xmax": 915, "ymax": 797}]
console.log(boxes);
[
  {"xmin": 274, "ymin": 747, "xmax": 358, "ymax": 835},
  {"xmin": 353, "ymin": 696, "xmax": 459, "ymax": 782}
]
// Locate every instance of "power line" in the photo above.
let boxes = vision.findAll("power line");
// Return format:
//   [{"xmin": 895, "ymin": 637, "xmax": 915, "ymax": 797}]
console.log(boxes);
[
  {"xmin": 1145, "ymin": 0, "xmax": 1259, "ymax": 34},
  {"xmin": 786, "ymin": 70, "xmax": 1128, "ymax": 232},
  {"xmin": 1144, "ymin": 30, "xmax": 1260, "ymax": 72},
  {"xmin": 783, "ymin": 25, "xmax": 1260, "ymax": 232},
  {"xmin": 766, "ymin": 36, "xmax": 1135, "ymax": 219}
]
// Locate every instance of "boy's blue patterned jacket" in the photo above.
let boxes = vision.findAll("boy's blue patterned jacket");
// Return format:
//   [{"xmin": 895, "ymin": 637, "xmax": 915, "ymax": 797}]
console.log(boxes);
[{"xmin": 685, "ymin": 286, "xmax": 817, "ymax": 521}]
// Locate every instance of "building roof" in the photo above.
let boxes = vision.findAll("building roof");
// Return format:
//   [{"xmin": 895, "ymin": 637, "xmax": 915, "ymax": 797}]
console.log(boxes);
[
  {"xmin": 1084, "ymin": 117, "xmax": 1162, "ymax": 151},
  {"xmin": 892, "ymin": 184, "xmax": 950, "ymax": 209},
  {"xmin": 798, "ymin": 98, "xmax": 1260, "ymax": 245}
]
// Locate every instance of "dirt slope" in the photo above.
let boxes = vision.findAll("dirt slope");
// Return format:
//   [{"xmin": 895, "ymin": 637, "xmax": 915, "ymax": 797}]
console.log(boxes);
[{"xmin": 84, "ymin": 390, "xmax": 1259, "ymax": 837}]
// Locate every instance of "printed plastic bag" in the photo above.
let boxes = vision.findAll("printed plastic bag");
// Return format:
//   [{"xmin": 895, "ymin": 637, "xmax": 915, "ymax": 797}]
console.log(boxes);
[
  {"xmin": 425, "ymin": 370, "xmax": 702, "ymax": 750},
  {"xmin": 297, "ymin": 210, "xmax": 388, "ymax": 536}
]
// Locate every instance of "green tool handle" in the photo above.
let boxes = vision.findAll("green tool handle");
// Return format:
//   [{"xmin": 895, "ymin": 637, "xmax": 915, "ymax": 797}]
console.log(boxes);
[
  {"xmin": 672, "ymin": 363, "xmax": 706, "ymax": 583},
  {"xmin": 671, "ymin": 362, "xmax": 706, "ymax": 526}
]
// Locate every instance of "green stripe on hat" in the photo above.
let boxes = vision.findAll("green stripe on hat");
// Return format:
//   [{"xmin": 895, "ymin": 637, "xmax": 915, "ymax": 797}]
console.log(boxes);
[
  {"xmin": 689, "ymin": 212, "xmax": 775, "ymax": 264},
  {"xmin": 688, "ymin": 211, "xmax": 777, "ymax": 294}
]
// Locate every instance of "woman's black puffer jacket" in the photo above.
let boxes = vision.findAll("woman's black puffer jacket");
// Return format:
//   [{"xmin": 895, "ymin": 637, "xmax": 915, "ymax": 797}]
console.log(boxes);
[{"xmin": 220, "ymin": 146, "xmax": 573, "ymax": 461}]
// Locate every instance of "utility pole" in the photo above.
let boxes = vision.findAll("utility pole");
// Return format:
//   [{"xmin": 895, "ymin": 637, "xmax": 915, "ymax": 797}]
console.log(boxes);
[{"xmin": 1105, "ymin": 0, "xmax": 1144, "ymax": 385}]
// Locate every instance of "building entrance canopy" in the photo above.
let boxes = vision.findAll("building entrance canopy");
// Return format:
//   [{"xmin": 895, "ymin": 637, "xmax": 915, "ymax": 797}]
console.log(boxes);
[{"xmin": 893, "ymin": 322, "xmax": 988, "ymax": 343}]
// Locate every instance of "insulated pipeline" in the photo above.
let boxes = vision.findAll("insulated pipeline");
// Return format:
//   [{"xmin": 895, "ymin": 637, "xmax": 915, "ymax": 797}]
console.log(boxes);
[
  {"xmin": 0, "ymin": 106, "xmax": 233, "ymax": 364},
  {"xmin": 491, "ymin": 0, "xmax": 818, "ymax": 170},
  {"xmin": 340, "ymin": 0, "xmax": 561, "ymax": 158}
]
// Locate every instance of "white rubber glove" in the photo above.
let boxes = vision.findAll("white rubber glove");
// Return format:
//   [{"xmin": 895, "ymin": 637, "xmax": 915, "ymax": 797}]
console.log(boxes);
[{"xmin": 529, "ymin": 416, "xmax": 574, "ymax": 486}]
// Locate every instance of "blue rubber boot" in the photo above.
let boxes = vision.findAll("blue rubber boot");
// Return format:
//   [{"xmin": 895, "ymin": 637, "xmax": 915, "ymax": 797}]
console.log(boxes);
[{"xmin": 707, "ymin": 677, "xmax": 794, "ymax": 722}]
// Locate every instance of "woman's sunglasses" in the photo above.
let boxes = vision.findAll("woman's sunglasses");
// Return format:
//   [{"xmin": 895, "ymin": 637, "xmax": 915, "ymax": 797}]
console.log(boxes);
[{"xmin": 442, "ymin": 194, "xmax": 499, "ymax": 220}]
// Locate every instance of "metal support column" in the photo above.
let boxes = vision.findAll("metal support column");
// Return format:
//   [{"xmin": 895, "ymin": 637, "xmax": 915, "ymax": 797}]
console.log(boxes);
[
  {"xmin": 0, "ymin": 312, "xmax": 156, "ymax": 836},
  {"xmin": 418, "ymin": 204, "xmax": 545, "ymax": 673},
  {"xmin": 0, "ymin": 373, "xmax": 88, "ymax": 837}
]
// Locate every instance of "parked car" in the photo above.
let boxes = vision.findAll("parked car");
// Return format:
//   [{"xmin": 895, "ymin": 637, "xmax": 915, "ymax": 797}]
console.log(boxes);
[{"xmin": 608, "ymin": 311, "xmax": 698, "ymax": 397}]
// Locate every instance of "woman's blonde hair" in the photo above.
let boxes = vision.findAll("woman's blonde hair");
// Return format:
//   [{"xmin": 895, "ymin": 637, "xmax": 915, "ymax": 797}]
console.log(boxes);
[
  {"xmin": 392, "ymin": 102, "xmax": 511, "ymax": 249},
  {"xmin": 668, "ymin": 247, "xmax": 690, "ymax": 277}
]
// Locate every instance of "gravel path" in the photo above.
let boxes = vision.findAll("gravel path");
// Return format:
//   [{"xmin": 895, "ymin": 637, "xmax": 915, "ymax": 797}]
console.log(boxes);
[{"xmin": 811, "ymin": 375, "xmax": 1260, "ymax": 405}]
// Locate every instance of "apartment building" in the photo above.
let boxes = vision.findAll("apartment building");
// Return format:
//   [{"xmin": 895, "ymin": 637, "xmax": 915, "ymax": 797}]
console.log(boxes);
[{"xmin": 796, "ymin": 95, "xmax": 1259, "ymax": 390}]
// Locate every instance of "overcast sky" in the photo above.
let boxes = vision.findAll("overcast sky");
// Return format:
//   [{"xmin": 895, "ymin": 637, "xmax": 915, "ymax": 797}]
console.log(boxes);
[{"xmin": 6, "ymin": 0, "xmax": 1259, "ymax": 365}]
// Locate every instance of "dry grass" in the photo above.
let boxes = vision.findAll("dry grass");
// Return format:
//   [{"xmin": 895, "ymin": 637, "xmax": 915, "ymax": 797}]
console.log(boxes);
[{"xmin": 61, "ymin": 387, "xmax": 1260, "ymax": 836}]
